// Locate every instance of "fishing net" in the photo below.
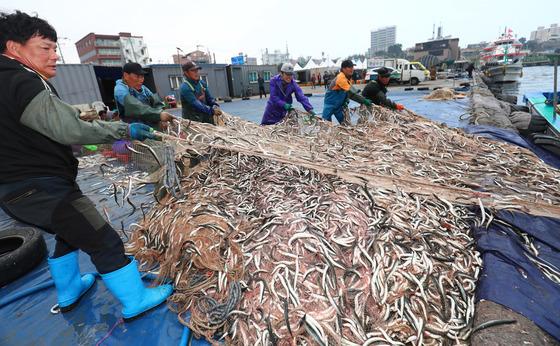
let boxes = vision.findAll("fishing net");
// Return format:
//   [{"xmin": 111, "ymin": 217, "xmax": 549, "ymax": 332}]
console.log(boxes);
[{"xmin": 121, "ymin": 106, "xmax": 560, "ymax": 345}]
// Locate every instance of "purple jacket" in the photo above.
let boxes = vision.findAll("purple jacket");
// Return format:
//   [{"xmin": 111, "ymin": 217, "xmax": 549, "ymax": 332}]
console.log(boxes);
[{"xmin": 261, "ymin": 74, "xmax": 313, "ymax": 125}]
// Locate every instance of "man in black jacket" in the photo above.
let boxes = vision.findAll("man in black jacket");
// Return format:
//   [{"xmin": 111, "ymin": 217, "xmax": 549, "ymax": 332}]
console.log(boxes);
[
  {"xmin": 257, "ymin": 74, "xmax": 267, "ymax": 98},
  {"xmin": 362, "ymin": 67, "xmax": 404, "ymax": 111},
  {"xmin": 0, "ymin": 11, "xmax": 172, "ymax": 319}
]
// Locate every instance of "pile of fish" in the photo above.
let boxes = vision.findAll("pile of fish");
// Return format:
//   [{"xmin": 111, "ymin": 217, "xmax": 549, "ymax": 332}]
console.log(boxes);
[
  {"xmin": 155, "ymin": 106, "xmax": 560, "ymax": 218},
  {"xmin": 423, "ymin": 88, "xmax": 466, "ymax": 100},
  {"xmin": 121, "ymin": 106, "xmax": 560, "ymax": 345},
  {"xmin": 128, "ymin": 149, "xmax": 481, "ymax": 345}
]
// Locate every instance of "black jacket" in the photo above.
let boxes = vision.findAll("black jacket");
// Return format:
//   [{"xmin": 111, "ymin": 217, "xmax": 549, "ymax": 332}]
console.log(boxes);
[
  {"xmin": 0, "ymin": 55, "xmax": 128, "ymax": 183},
  {"xmin": 361, "ymin": 80, "xmax": 397, "ymax": 110},
  {"xmin": 0, "ymin": 55, "xmax": 78, "ymax": 183}
]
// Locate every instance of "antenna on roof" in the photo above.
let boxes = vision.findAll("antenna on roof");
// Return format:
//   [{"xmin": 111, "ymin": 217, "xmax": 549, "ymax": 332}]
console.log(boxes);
[{"xmin": 432, "ymin": 23, "xmax": 435, "ymax": 40}]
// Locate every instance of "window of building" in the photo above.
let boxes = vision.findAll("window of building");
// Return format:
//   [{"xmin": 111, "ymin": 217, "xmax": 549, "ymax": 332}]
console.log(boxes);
[
  {"xmin": 263, "ymin": 71, "xmax": 271, "ymax": 81},
  {"xmin": 248, "ymin": 71, "xmax": 258, "ymax": 83},
  {"xmin": 98, "ymin": 48, "xmax": 121, "ymax": 55},
  {"xmin": 100, "ymin": 59, "xmax": 122, "ymax": 66},
  {"xmin": 95, "ymin": 39, "xmax": 120, "ymax": 47},
  {"xmin": 169, "ymin": 75, "xmax": 184, "ymax": 90}
]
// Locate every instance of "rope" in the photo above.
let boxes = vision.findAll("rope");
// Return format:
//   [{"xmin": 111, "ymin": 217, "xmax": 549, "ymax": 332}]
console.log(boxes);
[{"xmin": 95, "ymin": 318, "xmax": 124, "ymax": 346}]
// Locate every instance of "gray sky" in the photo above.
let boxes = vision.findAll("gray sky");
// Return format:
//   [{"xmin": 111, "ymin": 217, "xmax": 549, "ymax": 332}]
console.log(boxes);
[{"xmin": 2, "ymin": 0, "xmax": 559, "ymax": 64}]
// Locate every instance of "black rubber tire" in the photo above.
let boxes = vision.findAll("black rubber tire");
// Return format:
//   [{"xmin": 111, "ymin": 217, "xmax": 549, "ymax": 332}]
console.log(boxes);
[
  {"xmin": 410, "ymin": 77, "xmax": 420, "ymax": 86},
  {"xmin": 528, "ymin": 114, "xmax": 549, "ymax": 133},
  {"xmin": 511, "ymin": 105, "xmax": 530, "ymax": 113},
  {"xmin": 0, "ymin": 228, "xmax": 47, "ymax": 287}
]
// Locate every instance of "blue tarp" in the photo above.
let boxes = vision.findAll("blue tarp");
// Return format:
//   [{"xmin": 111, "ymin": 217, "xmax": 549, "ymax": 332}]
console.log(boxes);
[
  {"xmin": 474, "ymin": 211, "xmax": 560, "ymax": 340},
  {"xmin": 463, "ymin": 125, "xmax": 560, "ymax": 169},
  {"xmin": 466, "ymin": 125, "xmax": 560, "ymax": 341},
  {"xmin": 0, "ymin": 165, "xmax": 209, "ymax": 346}
]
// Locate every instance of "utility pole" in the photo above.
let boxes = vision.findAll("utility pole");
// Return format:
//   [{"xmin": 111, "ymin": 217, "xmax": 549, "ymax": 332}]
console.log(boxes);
[
  {"xmin": 553, "ymin": 54, "xmax": 558, "ymax": 118},
  {"xmin": 176, "ymin": 47, "xmax": 184, "ymax": 91},
  {"xmin": 57, "ymin": 41, "xmax": 66, "ymax": 64},
  {"xmin": 56, "ymin": 37, "xmax": 69, "ymax": 64}
]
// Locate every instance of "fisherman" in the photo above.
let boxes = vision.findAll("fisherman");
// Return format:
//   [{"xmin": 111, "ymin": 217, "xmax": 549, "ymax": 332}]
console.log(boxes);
[
  {"xmin": 466, "ymin": 62, "xmax": 475, "ymax": 78},
  {"xmin": 322, "ymin": 60, "xmax": 372, "ymax": 124},
  {"xmin": 257, "ymin": 73, "xmax": 267, "ymax": 98},
  {"xmin": 0, "ymin": 11, "xmax": 172, "ymax": 319},
  {"xmin": 180, "ymin": 61, "xmax": 222, "ymax": 124},
  {"xmin": 114, "ymin": 62, "xmax": 174, "ymax": 130},
  {"xmin": 260, "ymin": 63, "xmax": 316, "ymax": 125},
  {"xmin": 323, "ymin": 71, "xmax": 330, "ymax": 90},
  {"xmin": 361, "ymin": 67, "xmax": 404, "ymax": 111}
]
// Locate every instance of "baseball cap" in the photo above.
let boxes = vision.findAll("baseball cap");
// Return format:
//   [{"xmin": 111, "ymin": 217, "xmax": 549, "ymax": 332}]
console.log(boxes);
[
  {"xmin": 123, "ymin": 62, "xmax": 147, "ymax": 75},
  {"xmin": 341, "ymin": 60, "xmax": 355, "ymax": 69},
  {"xmin": 377, "ymin": 67, "xmax": 391, "ymax": 78},
  {"xmin": 280, "ymin": 63, "xmax": 294, "ymax": 75},
  {"xmin": 182, "ymin": 61, "xmax": 202, "ymax": 71}
]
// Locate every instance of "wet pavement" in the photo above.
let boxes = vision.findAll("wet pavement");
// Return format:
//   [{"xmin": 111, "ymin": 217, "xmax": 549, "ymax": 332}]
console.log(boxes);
[{"xmin": 170, "ymin": 89, "xmax": 471, "ymax": 128}]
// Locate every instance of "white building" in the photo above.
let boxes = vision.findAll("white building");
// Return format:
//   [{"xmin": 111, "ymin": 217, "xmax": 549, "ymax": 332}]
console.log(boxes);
[
  {"xmin": 119, "ymin": 33, "xmax": 150, "ymax": 66},
  {"xmin": 262, "ymin": 48, "xmax": 290, "ymax": 65},
  {"xmin": 530, "ymin": 24, "xmax": 560, "ymax": 42},
  {"xmin": 370, "ymin": 26, "xmax": 397, "ymax": 53}
]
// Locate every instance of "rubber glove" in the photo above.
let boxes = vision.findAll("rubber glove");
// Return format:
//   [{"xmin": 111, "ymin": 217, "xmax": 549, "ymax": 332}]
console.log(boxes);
[
  {"xmin": 396, "ymin": 103, "xmax": 405, "ymax": 111},
  {"xmin": 160, "ymin": 111, "xmax": 175, "ymax": 122},
  {"xmin": 283, "ymin": 103, "xmax": 293, "ymax": 111},
  {"xmin": 363, "ymin": 99, "xmax": 373, "ymax": 107},
  {"xmin": 212, "ymin": 106, "xmax": 223, "ymax": 116},
  {"xmin": 128, "ymin": 123, "xmax": 155, "ymax": 141},
  {"xmin": 309, "ymin": 110, "xmax": 317, "ymax": 116}
]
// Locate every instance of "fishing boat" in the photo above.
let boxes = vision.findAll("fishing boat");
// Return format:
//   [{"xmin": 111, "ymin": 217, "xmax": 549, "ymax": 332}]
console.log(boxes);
[
  {"xmin": 524, "ymin": 91, "xmax": 560, "ymax": 155},
  {"xmin": 523, "ymin": 54, "xmax": 560, "ymax": 155},
  {"xmin": 481, "ymin": 28, "xmax": 526, "ymax": 83}
]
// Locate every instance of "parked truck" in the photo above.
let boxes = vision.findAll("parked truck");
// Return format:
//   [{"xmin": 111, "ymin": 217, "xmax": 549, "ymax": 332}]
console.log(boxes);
[{"xmin": 366, "ymin": 58, "xmax": 427, "ymax": 85}]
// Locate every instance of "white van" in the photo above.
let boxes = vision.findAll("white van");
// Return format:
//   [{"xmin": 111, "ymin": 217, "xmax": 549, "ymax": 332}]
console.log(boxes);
[{"xmin": 367, "ymin": 58, "xmax": 427, "ymax": 85}]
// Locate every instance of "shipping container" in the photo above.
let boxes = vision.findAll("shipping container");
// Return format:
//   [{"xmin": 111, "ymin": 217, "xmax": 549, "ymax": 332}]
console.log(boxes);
[
  {"xmin": 49, "ymin": 64, "xmax": 102, "ymax": 105},
  {"xmin": 150, "ymin": 64, "xmax": 230, "ymax": 103},
  {"xmin": 226, "ymin": 65, "xmax": 278, "ymax": 98}
]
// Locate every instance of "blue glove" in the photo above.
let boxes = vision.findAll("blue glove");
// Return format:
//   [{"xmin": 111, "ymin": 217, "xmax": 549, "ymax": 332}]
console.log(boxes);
[
  {"xmin": 128, "ymin": 123, "xmax": 155, "ymax": 141},
  {"xmin": 309, "ymin": 110, "xmax": 317, "ymax": 116},
  {"xmin": 283, "ymin": 103, "xmax": 293, "ymax": 111}
]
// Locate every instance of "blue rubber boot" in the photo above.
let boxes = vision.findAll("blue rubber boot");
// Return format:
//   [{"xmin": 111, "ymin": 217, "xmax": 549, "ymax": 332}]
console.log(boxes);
[
  {"xmin": 47, "ymin": 251, "xmax": 96, "ymax": 312},
  {"xmin": 101, "ymin": 259, "xmax": 173, "ymax": 320}
]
